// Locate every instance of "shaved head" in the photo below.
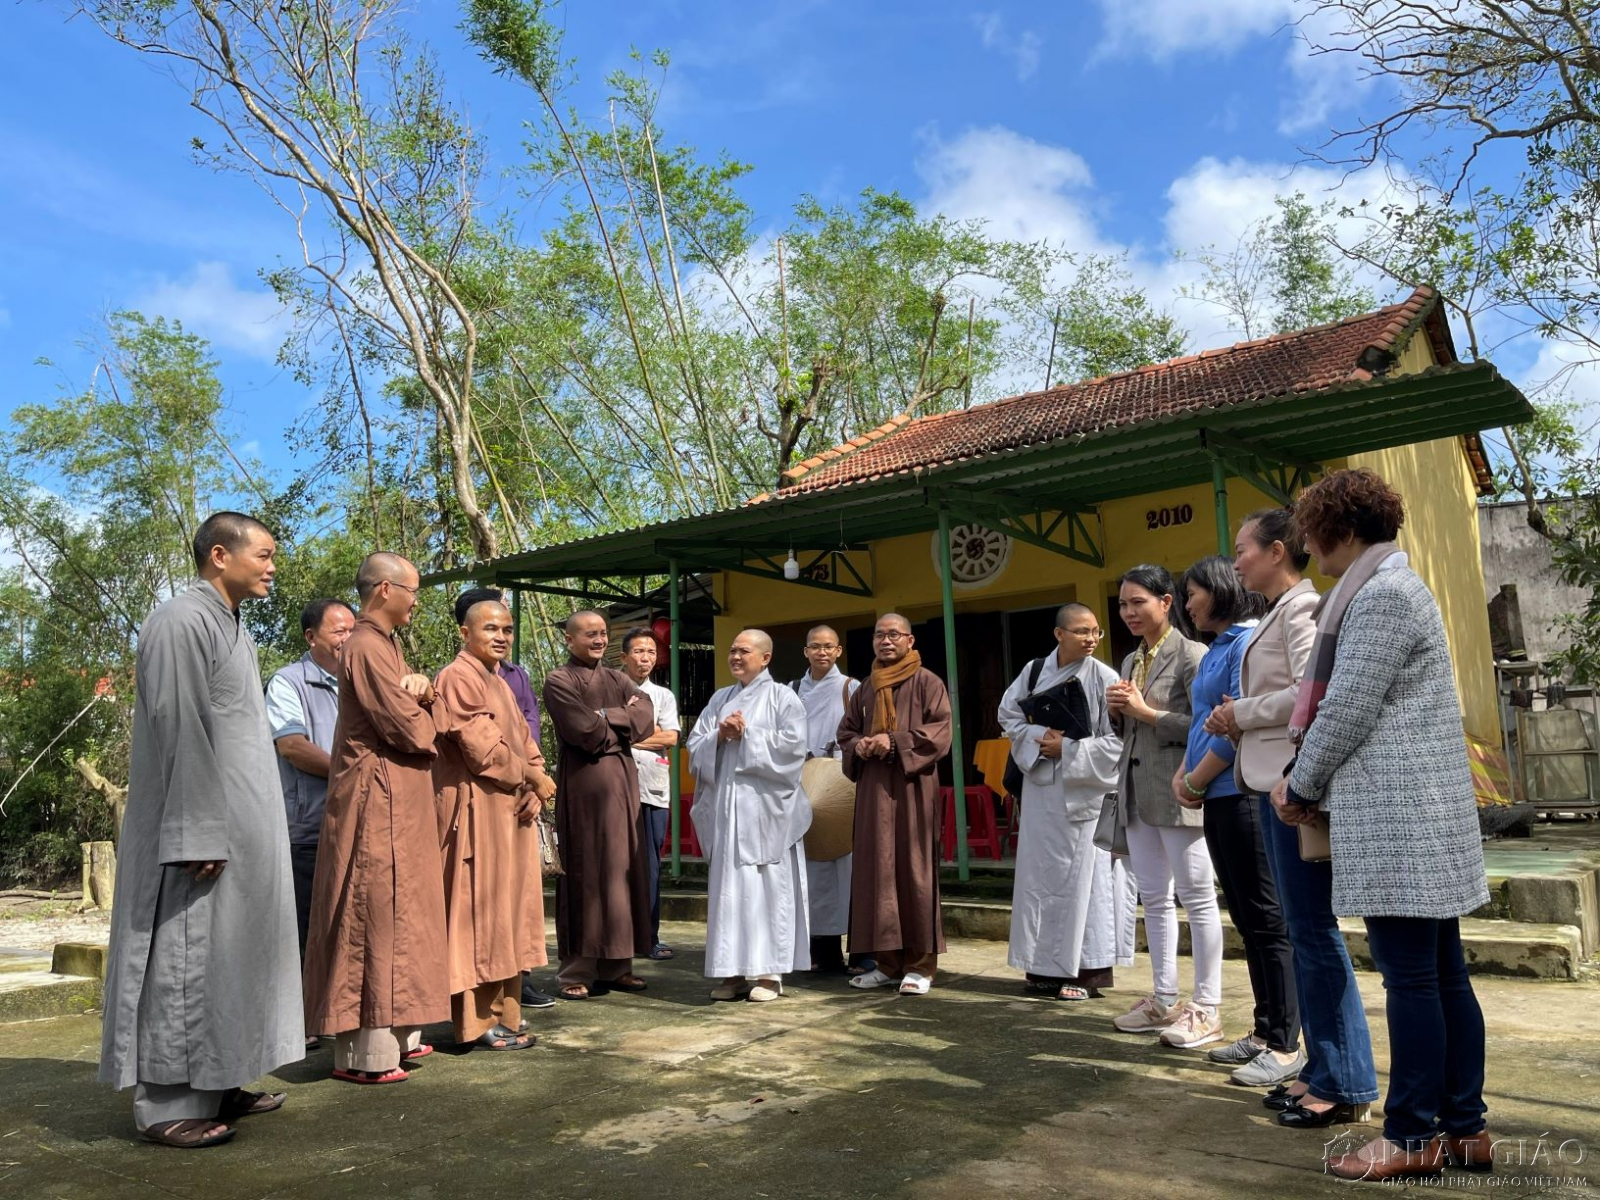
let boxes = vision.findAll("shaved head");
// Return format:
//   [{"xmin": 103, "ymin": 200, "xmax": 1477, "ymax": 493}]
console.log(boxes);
[
  {"xmin": 1055, "ymin": 602, "xmax": 1095, "ymax": 628},
  {"xmin": 565, "ymin": 608, "xmax": 604, "ymax": 634},
  {"xmin": 805, "ymin": 624, "xmax": 840, "ymax": 643},
  {"xmin": 737, "ymin": 628, "xmax": 774, "ymax": 655},
  {"xmin": 356, "ymin": 552, "xmax": 415, "ymax": 600},
  {"xmin": 462, "ymin": 599, "xmax": 510, "ymax": 629},
  {"xmin": 878, "ymin": 613, "xmax": 912, "ymax": 635}
]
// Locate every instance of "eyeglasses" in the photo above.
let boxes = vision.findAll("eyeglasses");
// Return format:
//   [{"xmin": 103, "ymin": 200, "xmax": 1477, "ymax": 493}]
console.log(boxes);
[
  {"xmin": 873, "ymin": 631, "xmax": 911, "ymax": 642},
  {"xmin": 804, "ymin": 643, "xmax": 840, "ymax": 652},
  {"xmin": 385, "ymin": 580, "xmax": 419, "ymax": 595},
  {"xmin": 1061, "ymin": 627, "xmax": 1102, "ymax": 639}
]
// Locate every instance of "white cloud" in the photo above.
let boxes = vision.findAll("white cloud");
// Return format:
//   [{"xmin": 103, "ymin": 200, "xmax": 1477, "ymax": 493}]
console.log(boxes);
[
  {"xmin": 133, "ymin": 261, "xmax": 290, "ymax": 358},
  {"xmin": 1524, "ymin": 338, "xmax": 1600, "ymax": 419},
  {"xmin": 1094, "ymin": 0, "xmax": 1297, "ymax": 60},
  {"xmin": 973, "ymin": 11, "xmax": 1043, "ymax": 82}
]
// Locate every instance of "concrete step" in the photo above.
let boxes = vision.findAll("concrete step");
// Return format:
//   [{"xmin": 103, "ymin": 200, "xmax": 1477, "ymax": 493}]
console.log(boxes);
[
  {"xmin": 0, "ymin": 969, "xmax": 100, "ymax": 1023},
  {"xmin": 660, "ymin": 891, "xmax": 1588, "ymax": 980}
]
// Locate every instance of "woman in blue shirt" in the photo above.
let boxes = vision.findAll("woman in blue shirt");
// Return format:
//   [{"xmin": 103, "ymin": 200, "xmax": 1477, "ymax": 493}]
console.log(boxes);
[{"xmin": 1176, "ymin": 555, "xmax": 1303, "ymax": 1087}]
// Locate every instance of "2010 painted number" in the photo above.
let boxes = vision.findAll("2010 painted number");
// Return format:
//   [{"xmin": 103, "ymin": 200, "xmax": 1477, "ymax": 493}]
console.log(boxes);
[{"xmin": 1145, "ymin": 504, "xmax": 1194, "ymax": 530}]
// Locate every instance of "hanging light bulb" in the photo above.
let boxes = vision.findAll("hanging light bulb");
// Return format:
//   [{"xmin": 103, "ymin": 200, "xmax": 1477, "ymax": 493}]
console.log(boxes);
[{"xmin": 783, "ymin": 549, "xmax": 800, "ymax": 580}]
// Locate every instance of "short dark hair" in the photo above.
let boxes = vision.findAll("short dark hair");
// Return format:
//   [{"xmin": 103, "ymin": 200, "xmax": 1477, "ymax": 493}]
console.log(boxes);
[
  {"xmin": 620, "ymin": 626, "xmax": 656, "ymax": 652},
  {"xmin": 1293, "ymin": 468, "xmax": 1406, "ymax": 549},
  {"xmin": 1118, "ymin": 563, "xmax": 1195, "ymax": 639},
  {"xmin": 1181, "ymin": 555, "xmax": 1265, "ymax": 626},
  {"xmin": 454, "ymin": 586, "xmax": 503, "ymax": 626},
  {"xmin": 301, "ymin": 597, "xmax": 355, "ymax": 634},
  {"xmin": 1054, "ymin": 602, "xmax": 1095, "ymax": 628},
  {"xmin": 192, "ymin": 512, "xmax": 270, "ymax": 571},
  {"xmin": 1240, "ymin": 507, "xmax": 1310, "ymax": 571}
]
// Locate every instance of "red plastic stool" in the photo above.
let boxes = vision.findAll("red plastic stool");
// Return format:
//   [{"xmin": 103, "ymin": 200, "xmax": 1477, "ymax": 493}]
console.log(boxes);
[{"xmin": 940, "ymin": 784, "xmax": 1002, "ymax": 861}]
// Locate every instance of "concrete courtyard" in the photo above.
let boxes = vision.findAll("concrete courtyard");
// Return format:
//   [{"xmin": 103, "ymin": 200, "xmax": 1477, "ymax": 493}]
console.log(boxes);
[{"xmin": 1, "ymin": 920, "xmax": 1596, "ymax": 1199}]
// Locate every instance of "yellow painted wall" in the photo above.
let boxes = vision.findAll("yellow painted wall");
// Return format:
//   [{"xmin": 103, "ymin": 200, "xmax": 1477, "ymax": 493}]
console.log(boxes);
[{"xmin": 1343, "ymin": 436, "xmax": 1498, "ymax": 740}]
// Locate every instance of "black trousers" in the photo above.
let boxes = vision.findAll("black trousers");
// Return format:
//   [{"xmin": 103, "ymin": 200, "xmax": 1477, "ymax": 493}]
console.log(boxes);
[
  {"xmin": 290, "ymin": 841, "xmax": 319, "ymax": 961},
  {"xmin": 640, "ymin": 804, "xmax": 670, "ymax": 947},
  {"xmin": 1202, "ymin": 795, "xmax": 1300, "ymax": 1052}
]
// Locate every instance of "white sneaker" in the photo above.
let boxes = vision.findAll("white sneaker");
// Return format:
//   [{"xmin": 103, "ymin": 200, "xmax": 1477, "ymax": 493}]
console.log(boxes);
[
  {"xmin": 1112, "ymin": 995, "xmax": 1176, "ymax": 1033},
  {"xmin": 1158, "ymin": 1001, "xmax": 1224, "ymax": 1049}
]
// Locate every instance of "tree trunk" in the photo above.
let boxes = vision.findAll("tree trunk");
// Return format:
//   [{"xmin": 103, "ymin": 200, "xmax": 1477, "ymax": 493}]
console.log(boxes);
[{"xmin": 77, "ymin": 841, "xmax": 116, "ymax": 912}]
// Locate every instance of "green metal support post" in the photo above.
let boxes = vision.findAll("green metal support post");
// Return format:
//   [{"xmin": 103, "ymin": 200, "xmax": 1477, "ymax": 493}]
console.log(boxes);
[
  {"xmin": 936, "ymin": 508, "xmax": 971, "ymax": 880},
  {"xmin": 1212, "ymin": 459, "xmax": 1231, "ymax": 555},
  {"xmin": 668, "ymin": 558, "xmax": 683, "ymax": 879},
  {"xmin": 511, "ymin": 587, "xmax": 522, "ymax": 665}
]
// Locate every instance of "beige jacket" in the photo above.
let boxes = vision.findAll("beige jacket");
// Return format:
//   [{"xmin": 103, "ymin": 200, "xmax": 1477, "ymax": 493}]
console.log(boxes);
[
  {"xmin": 1116, "ymin": 632, "xmax": 1207, "ymax": 828},
  {"xmin": 1232, "ymin": 578, "xmax": 1319, "ymax": 794}
]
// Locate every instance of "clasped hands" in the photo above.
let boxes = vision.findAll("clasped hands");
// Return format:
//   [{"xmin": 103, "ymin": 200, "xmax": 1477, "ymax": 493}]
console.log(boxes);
[
  {"xmin": 855, "ymin": 732, "xmax": 894, "ymax": 759},
  {"xmin": 1035, "ymin": 729, "xmax": 1064, "ymax": 760},
  {"xmin": 718, "ymin": 710, "xmax": 746, "ymax": 743},
  {"xmin": 1203, "ymin": 695, "xmax": 1242, "ymax": 741},
  {"xmin": 1105, "ymin": 679, "xmax": 1153, "ymax": 723},
  {"xmin": 1269, "ymin": 777, "xmax": 1319, "ymax": 826},
  {"xmin": 516, "ymin": 768, "xmax": 558, "ymax": 822}
]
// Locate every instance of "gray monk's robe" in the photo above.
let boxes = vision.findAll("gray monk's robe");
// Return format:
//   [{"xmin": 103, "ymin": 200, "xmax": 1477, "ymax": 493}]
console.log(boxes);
[{"xmin": 100, "ymin": 580, "xmax": 303, "ymax": 1093}]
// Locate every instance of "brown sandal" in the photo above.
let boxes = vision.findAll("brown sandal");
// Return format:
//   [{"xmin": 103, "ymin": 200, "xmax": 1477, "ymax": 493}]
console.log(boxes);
[
  {"xmin": 606, "ymin": 974, "xmax": 647, "ymax": 993},
  {"xmin": 218, "ymin": 1088, "xmax": 286, "ymax": 1120},
  {"xmin": 143, "ymin": 1118, "xmax": 236, "ymax": 1148},
  {"xmin": 558, "ymin": 983, "xmax": 590, "ymax": 1000}
]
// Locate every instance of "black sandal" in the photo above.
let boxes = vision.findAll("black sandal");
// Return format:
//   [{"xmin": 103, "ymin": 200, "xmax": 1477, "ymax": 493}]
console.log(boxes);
[
  {"xmin": 470, "ymin": 1024, "xmax": 536, "ymax": 1051},
  {"xmin": 143, "ymin": 1118, "xmax": 236, "ymax": 1148},
  {"xmin": 217, "ymin": 1088, "xmax": 286, "ymax": 1121}
]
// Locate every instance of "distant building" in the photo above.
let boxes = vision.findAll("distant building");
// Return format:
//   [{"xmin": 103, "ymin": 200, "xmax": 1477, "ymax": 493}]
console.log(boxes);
[{"xmin": 1478, "ymin": 500, "xmax": 1588, "ymax": 671}]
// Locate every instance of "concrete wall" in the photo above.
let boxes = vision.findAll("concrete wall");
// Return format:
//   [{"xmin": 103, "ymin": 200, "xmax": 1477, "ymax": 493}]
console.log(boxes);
[{"xmin": 1479, "ymin": 500, "xmax": 1585, "ymax": 668}]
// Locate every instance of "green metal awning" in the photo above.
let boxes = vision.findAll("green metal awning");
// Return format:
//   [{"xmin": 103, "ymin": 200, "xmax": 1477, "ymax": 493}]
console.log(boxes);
[{"xmin": 424, "ymin": 361, "xmax": 1532, "ymax": 593}]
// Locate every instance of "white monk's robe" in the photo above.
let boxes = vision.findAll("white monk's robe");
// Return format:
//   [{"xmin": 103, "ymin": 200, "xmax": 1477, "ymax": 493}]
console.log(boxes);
[
  {"xmin": 999, "ymin": 652, "xmax": 1137, "ymax": 979},
  {"xmin": 689, "ymin": 669, "xmax": 813, "ymax": 978},
  {"xmin": 793, "ymin": 666, "xmax": 859, "ymax": 936}
]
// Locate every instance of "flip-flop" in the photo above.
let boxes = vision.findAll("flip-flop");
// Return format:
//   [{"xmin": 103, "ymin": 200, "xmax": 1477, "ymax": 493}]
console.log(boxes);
[
  {"xmin": 332, "ymin": 1066, "xmax": 409, "ymax": 1085},
  {"xmin": 401, "ymin": 1043, "xmax": 433, "ymax": 1060},
  {"xmin": 142, "ymin": 1118, "xmax": 235, "ymax": 1149},
  {"xmin": 217, "ymin": 1088, "xmax": 286, "ymax": 1121},
  {"xmin": 470, "ymin": 1025, "xmax": 536, "ymax": 1051}
]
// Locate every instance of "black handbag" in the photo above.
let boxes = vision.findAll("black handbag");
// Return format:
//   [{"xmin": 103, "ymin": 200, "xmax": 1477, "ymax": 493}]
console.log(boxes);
[{"xmin": 1003, "ymin": 661, "xmax": 1093, "ymax": 798}]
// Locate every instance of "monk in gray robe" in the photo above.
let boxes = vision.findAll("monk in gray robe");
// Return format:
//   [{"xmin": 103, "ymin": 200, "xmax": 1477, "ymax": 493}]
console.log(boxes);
[
  {"xmin": 541, "ymin": 610, "xmax": 654, "ymax": 999},
  {"xmin": 841, "ymin": 613, "xmax": 953, "ymax": 997},
  {"xmin": 303, "ymin": 553, "xmax": 448, "ymax": 1083},
  {"xmin": 100, "ymin": 512, "xmax": 302, "ymax": 1148},
  {"xmin": 433, "ymin": 599, "xmax": 556, "ymax": 1049}
]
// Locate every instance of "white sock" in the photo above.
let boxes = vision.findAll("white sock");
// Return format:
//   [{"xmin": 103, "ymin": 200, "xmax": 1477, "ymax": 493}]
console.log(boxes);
[{"xmin": 1155, "ymin": 992, "xmax": 1179, "ymax": 1008}]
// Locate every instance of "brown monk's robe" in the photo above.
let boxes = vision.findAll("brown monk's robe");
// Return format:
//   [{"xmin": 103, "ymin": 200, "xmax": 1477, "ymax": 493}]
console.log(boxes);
[
  {"xmin": 433, "ymin": 651, "xmax": 548, "ymax": 1041},
  {"xmin": 303, "ymin": 616, "xmax": 448, "ymax": 1036},
  {"xmin": 839, "ymin": 668, "xmax": 953, "ymax": 978},
  {"xmin": 541, "ymin": 658, "xmax": 655, "ymax": 971}
]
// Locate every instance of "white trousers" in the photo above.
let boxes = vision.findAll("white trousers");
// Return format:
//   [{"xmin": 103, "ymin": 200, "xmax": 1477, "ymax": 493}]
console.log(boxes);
[{"xmin": 1125, "ymin": 813, "xmax": 1223, "ymax": 1006}]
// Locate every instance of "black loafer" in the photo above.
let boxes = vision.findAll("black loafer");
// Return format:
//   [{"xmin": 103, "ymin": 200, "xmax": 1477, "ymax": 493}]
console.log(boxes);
[
  {"xmin": 1263, "ymin": 1085, "xmax": 1303, "ymax": 1112},
  {"xmin": 1277, "ymin": 1101, "xmax": 1371, "ymax": 1129},
  {"xmin": 520, "ymin": 987, "xmax": 557, "ymax": 1009}
]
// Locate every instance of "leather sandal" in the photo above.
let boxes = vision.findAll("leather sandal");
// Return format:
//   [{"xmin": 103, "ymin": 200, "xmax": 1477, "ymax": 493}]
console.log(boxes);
[
  {"xmin": 217, "ymin": 1088, "xmax": 286, "ymax": 1121},
  {"xmin": 470, "ymin": 1024, "xmax": 536, "ymax": 1051},
  {"xmin": 558, "ymin": 983, "xmax": 590, "ymax": 1000},
  {"xmin": 142, "ymin": 1118, "xmax": 236, "ymax": 1149},
  {"xmin": 606, "ymin": 974, "xmax": 648, "ymax": 992}
]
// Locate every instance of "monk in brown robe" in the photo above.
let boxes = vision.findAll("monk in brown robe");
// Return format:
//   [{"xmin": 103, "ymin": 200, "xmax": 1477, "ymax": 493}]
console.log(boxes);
[
  {"xmin": 303, "ymin": 553, "xmax": 447, "ymax": 1084},
  {"xmin": 541, "ymin": 610, "xmax": 655, "ymax": 1000},
  {"xmin": 840, "ymin": 613, "xmax": 953, "ymax": 996},
  {"xmin": 433, "ymin": 598, "xmax": 557, "ymax": 1050}
]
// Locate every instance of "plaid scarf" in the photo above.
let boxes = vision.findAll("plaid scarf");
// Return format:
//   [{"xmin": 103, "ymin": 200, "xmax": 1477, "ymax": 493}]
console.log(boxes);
[{"xmin": 1288, "ymin": 541, "xmax": 1400, "ymax": 744}]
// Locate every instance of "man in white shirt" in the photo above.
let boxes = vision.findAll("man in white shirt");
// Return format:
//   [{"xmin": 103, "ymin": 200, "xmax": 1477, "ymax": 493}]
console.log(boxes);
[
  {"xmin": 791, "ymin": 624, "xmax": 866, "ymax": 974},
  {"xmin": 265, "ymin": 597, "xmax": 356, "ymax": 967},
  {"xmin": 620, "ymin": 627, "xmax": 681, "ymax": 960}
]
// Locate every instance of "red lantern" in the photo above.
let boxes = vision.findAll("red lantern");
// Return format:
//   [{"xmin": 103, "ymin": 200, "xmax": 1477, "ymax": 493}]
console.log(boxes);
[{"xmin": 650, "ymin": 615, "xmax": 672, "ymax": 651}]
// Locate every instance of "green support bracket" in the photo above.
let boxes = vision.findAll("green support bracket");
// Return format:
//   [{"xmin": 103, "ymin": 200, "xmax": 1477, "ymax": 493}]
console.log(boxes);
[
  {"xmin": 937, "ymin": 507, "xmax": 971, "ymax": 881},
  {"xmin": 511, "ymin": 587, "xmax": 522, "ymax": 665},
  {"xmin": 1199, "ymin": 429, "xmax": 1322, "ymax": 509},
  {"xmin": 654, "ymin": 541, "xmax": 874, "ymax": 597},
  {"xmin": 930, "ymin": 486, "xmax": 1106, "ymax": 568},
  {"xmin": 1212, "ymin": 458, "xmax": 1231, "ymax": 556}
]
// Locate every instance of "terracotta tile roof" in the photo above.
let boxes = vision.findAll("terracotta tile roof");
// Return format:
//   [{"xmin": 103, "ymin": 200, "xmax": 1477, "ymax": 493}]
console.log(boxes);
[{"xmin": 764, "ymin": 286, "xmax": 1452, "ymax": 500}]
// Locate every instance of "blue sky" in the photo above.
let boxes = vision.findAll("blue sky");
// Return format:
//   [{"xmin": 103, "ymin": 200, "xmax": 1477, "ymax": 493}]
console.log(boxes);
[{"xmin": 0, "ymin": 1, "xmax": 1563, "ymax": 489}]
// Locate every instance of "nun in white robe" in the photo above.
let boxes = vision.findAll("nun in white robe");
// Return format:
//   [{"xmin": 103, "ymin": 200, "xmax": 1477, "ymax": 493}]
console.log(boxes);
[
  {"xmin": 689, "ymin": 667, "xmax": 813, "ymax": 981},
  {"xmin": 999, "ymin": 648, "xmax": 1137, "ymax": 991},
  {"xmin": 793, "ymin": 666, "xmax": 859, "ymax": 936}
]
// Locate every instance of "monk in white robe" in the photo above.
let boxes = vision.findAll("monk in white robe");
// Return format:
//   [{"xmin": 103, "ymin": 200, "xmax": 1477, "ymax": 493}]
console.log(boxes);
[
  {"xmin": 1000, "ymin": 603, "xmax": 1136, "ymax": 1000},
  {"xmin": 791, "ymin": 623, "xmax": 860, "ymax": 973},
  {"xmin": 101, "ymin": 514, "xmax": 301, "ymax": 1148},
  {"xmin": 688, "ymin": 629, "xmax": 812, "ymax": 1001}
]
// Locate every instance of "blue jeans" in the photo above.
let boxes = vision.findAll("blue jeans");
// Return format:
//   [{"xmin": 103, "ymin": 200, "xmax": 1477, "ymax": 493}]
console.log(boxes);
[
  {"xmin": 1258, "ymin": 796, "xmax": 1379, "ymax": 1105},
  {"xmin": 640, "ymin": 804, "xmax": 670, "ymax": 947},
  {"xmin": 1364, "ymin": 916, "xmax": 1488, "ymax": 1149}
]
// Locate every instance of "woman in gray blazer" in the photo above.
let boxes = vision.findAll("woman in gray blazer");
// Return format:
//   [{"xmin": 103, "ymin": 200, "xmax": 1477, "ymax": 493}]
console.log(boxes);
[
  {"xmin": 1107, "ymin": 565, "xmax": 1220, "ymax": 1046},
  {"xmin": 1274, "ymin": 469, "xmax": 1489, "ymax": 1183},
  {"xmin": 1210, "ymin": 507, "xmax": 1378, "ymax": 1123}
]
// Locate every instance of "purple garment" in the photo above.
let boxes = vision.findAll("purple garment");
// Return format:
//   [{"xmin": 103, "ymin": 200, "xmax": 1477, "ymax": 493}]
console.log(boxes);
[{"xmin": 498, "ymin": 660, "xmax": 541, "ymax": 736}]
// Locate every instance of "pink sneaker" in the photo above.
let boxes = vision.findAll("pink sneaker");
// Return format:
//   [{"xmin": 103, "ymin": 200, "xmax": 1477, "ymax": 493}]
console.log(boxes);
[
  {"xmin": 1112, "ymin": 994, "xmax": 1176, "ymax": 1033},
  {"xmin": 1158, "ymin": 1001, "xmax": 1224, "ymax": 1048}
]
